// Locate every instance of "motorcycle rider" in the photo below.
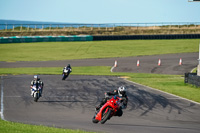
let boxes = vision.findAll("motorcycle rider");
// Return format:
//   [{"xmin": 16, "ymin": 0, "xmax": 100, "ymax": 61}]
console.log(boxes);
[
  {"xmin": 63, "ymin": 64, "xmax": 72, "ymax": 74},
  {"xmin": 30, "ymin": 75, "xmax": 44, "ymax": 97},
  {"xmin": 95, "ymin": 86, "xmax": 128, "ymax": 117}
]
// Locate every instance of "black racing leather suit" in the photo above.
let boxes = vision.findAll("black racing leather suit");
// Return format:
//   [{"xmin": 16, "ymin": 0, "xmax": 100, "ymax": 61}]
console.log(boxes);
[
  {"xmin": 31, "ymin": 79, "xmax": 44, "ymax": 94},
  {"xmin": 63, "ymin": 65, "xmax": 72, "ymax": 73},
  {"xmin": 97, "ymin": 89, "xmax": 128, "ymax": 117}
]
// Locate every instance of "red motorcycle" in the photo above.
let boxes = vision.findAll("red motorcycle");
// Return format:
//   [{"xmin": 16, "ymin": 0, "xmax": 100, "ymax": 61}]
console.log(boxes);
[{"xmin": 92, "ymin": 95, "xmax": 122, "ymax": 124}]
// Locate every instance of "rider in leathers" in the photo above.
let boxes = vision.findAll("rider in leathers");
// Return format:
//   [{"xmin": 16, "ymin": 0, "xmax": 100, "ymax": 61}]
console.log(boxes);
[
  {"xmin": 30, "ymin": 75, "xmax": 44, "ymax": 96},
  {"xmin": 63, "ymin": 64, "xmax": 72, "ymax": 74},
  {"xmin": 96, "ymin": 86, "xmax": 128, "ymax": 117}
]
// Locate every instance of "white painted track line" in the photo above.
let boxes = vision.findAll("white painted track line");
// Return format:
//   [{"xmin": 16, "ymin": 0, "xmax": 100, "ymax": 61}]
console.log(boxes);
[{"xmin": 1, "ymin": 76, "xmax": 5, "ymax": 120}]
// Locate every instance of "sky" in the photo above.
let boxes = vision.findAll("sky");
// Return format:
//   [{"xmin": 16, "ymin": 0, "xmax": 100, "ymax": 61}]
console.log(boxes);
[{"xmin": 0, "ymin": 0, "xmax": 200, "ymax": 23}]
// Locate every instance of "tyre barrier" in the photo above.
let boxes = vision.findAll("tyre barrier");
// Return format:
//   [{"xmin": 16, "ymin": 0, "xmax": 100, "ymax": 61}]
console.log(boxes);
[
  {"xmin": 1, "ymin": 34, "xmax": 200, "ymax": 43},
  {"xmin": 93, "ymin": 34, "xmax": 200, "ymax": 40},
  {"xmin": 0, "ymin": 35, "xmax": 93, "ymax": 43}
]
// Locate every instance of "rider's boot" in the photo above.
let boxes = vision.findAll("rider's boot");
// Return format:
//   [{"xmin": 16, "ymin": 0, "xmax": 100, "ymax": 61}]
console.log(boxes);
[
  {"xmin": 31, "ymin": 89, "xmax": 34, "ymax": 97},
  {"xmin": 95, "ymin": 105, "xmax": 102, "ymax": 112}
]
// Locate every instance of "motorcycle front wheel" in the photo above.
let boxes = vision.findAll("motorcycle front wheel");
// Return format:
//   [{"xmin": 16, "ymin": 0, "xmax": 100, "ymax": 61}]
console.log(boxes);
[
  {"xmin": 100, "ymin": 109, "xmax": 112, "ymax": 124},
  {"xmin": 92, "ymin": 115, "xmax": 99, "ymax": 123},
  {"xmin": 34, "ymin": 93, "xmax": 39, "ymax": 102},
  {"xmin": 62, "ymin": 73, "xmax": 69, "ymax": 80}
]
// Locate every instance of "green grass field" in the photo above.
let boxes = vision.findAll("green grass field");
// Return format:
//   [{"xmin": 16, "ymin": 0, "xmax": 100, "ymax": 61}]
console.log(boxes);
[
  {"xmin": 0, "ymin": 39, "xmax": 200, "ymax": 133},
  {"xmin": 0, "ymin": 39, "xmax": 199, "ymax": 62}
]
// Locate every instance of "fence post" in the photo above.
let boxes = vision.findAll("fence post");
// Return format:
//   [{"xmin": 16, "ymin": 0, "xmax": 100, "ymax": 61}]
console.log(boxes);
[
  {"xmin": 12, "ymin": 25, "xmax": 15, "ymax": 31},
  {"xmin": 91, "ymin": 24, "xmax": 93, "ymax": 31},
  {"xmin": 49, "ymin": 25, "xmax": 51, "ymax": 30},
  {"xmin": 184, "ymin": 73, "xmax": 189, "ymax": 83}
]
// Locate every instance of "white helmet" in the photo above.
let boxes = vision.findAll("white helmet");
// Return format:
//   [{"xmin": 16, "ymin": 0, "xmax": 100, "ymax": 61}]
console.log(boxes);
[
  {"xmin": 118, "ymin": 86, "xmax": 126, "ymax": 96},
  {"xmin": 34, "ymin": 75, "xmax": 39, "ymax": 80}
]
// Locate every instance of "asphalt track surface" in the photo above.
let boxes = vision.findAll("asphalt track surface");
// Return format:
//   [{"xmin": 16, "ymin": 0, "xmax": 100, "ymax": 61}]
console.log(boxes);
[{"xmin": 1, "ymin": 53, "xmax": 200, "ymax": 133}]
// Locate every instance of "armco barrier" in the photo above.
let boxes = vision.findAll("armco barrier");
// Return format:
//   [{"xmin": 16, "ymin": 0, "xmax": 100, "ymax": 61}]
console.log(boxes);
[
  {"xmin": 0, "ymin": 35, "xmax": 93, "ymax": 43},
  {"xmin": 93, "ymin": 34, "xmax": 200, "ymax": 40},
  {"xmin": 185, "ymin": 73, "xmax": 200, "ymax": 87}
]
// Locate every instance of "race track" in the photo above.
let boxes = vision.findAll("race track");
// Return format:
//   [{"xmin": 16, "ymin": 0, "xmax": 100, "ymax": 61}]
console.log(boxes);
[
  {"xmin": 0, "ymin": 53, "xmax": 198, "ymax": 75},
  {"xmin": 1, "ymin": 53, "xmax": 200, "ymax": 133}
]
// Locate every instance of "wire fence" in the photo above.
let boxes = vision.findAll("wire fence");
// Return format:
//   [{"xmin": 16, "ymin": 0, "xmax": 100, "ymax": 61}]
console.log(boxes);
[
  {"xmin": 1, "ymin": 22, "xmax": 200, "ymax": 36},
  {"xmin": 1, "ymin": 22, "xmax": 200, "ymax": 31}
]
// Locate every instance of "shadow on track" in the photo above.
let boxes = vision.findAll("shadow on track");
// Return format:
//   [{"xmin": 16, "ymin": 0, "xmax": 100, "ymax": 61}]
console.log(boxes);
[
  {"xmin": 39, "ymin": 79, "xmax": 186, "ymax": 117},
  {"xmin": 126, "ymin": 86, "xmax": 185, "ymax": 116}
]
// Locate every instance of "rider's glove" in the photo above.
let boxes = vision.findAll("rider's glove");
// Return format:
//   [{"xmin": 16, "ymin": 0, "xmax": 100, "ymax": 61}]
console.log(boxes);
[
  {"xmin": 105, "ymin": 93, "xmax": 109, "ymax": 98},
  {"xmin": 120, "ymin": 105, "xmax": 127, "ymax": 109}
]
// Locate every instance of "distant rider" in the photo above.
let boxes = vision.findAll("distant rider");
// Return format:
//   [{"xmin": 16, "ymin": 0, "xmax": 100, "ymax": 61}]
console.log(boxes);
[
  {"xmin": 63, "ymin": 64, "xmax": 72, "ymax": 74},
  {"xmin": 30, "ymin": 75, "xmax": 44, "ymax": 97},
  {"xmin": 96, "ymin": 86, "xmax": 128, "ymax": 117}
]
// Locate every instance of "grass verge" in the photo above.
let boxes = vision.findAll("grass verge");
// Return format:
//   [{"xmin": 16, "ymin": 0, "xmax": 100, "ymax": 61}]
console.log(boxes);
[
  {"xmin": 0, "ymin": 119, "xmax": 94, "ymax": 133},
  {"xmin": 0, "ymin": 39, "xmax": 199, "ymax": 62}
]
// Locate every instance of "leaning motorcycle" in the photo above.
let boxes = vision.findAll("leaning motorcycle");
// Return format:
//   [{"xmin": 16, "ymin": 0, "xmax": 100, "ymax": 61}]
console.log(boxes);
[
  {"xmin": 62, "ymin": 69, "xmax": 71, "ymax": 80},
  {"xmin": 31, "ymin": 82, "xmax": 42, "ymax": 102},
  {"xmin": 92, "ymin": 95, "xmax": 121, "ymax": 124}
]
